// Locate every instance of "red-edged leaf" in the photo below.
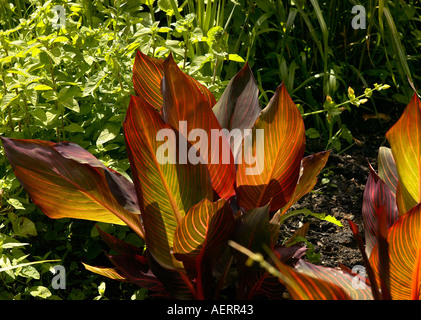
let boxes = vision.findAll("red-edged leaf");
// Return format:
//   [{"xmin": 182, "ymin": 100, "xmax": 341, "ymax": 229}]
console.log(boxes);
[
  {"xmin": 161, "ymin": 54, "xmax": 236, "ymax": 199},
  {"xmin": 173, "ymin": 198, "xmax": 234, "ymax": 268},
  {"xmin": 132, "ymin": 51, "xmax": 215, "ymax": 111},
  {"xmin": 212, "ymin": 63, "xmax": 262, "ymax": 159},
  {"xmin": 236, "ymin": 83, "xmax": 306, "ymax": 212},
  {"xmin": 173, "ymin": 198, "xmax": 234, "ymax": 299},
  {"xmin": 123, "ymin": 95, "xmax": 213, "ymax": 269},
  {"xmin": 376, "ymin": 204, "xmax": 392, "ymax": 300},
  {"xmin": 295, "ymin": 260, "xmax": 373, "ymax": 300},
  {"xmin": 0, "ymin": 137, "xmax": 144, "ymax": 239},
  {"xmin": 133, "ymin": 50, "xmax": 165, "ymax": 110},
  {"xmin": 370, "ymin": 203, "xmax": 421, "ymax": 300},
  {"xmin": 362, "ymin": 164, "xmax": 399, "ymax": 257},
  {"xmin": 386, "ymin": 93, "xmax": 421, "ymax": 215},
  {"xmin": 269, "ymin": 210, "xmax": 283, "ymax": 245},
  {"xmin": 280, "ymin": 151, "xmax": 330, "ymax": 215},
  {"xmin": 275, "ymin": 260, "xmax": 352, "ymax": 300}
]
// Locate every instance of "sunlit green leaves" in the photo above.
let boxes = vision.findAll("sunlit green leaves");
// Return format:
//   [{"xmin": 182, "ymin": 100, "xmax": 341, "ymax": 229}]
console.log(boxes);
[
  {"xmin": 29, "ymin": 286, "xmax": 52, "ymax": 299},
  {"xmin": 8, "ymin": 212, "xmax": 37, "ymax": 238},
  {"xmin": 0, "ymin": 231, "xmax": 59, "ymax": 295},
  {"xmin": 96, "ymin": 124, "xmax": 121, "ymax": 146}
]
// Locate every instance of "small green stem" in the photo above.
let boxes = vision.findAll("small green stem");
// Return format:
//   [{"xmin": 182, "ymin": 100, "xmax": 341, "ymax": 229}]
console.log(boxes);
[
  {"xmin": 47, "ymin": 53, "xmax": 62, "ymax": 141},
  {"xmin": 183, "ymin": 33, "xmax": 189, "ymax": 70},
  {"xmin": 149, "ymin": 4, "xmax": 155, "ymax": 23},
  {"xmin": 337, "ymin": 142, "xmax": 356, "ymax": 155},
  {"xmin": 212, "ymin": 58, "xmax": 218, "ymax": 85},
  {"xmin": 118, "ymin": 71, "xmax": 123, "ymax": 91},
  {"xmin": 302, "ymin": 89, "xmax": 378, "ymax": 117},
  {"xmin": 1, "ymin": 71, "xmax": 13, "ymax": 131},
  {"xmin": 302, "ymin": 109, "xmax": 326, "ymax": 117},
  {"xmin": 22, "ymin": 95, "xmax": 31, "ymax": 135},
  {"xmin": 7, "ymin": 107, "xmax": 13, "ymax": 131}
]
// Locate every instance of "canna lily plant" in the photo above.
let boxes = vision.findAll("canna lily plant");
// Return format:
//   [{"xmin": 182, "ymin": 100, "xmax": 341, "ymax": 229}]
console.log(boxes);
[
  {"xmin": 232, "ymin": 93, "xmax": 421, "ymax": 300},
  {"xmin": 1, "ymin": 51, "xmax": 330, "ymax": 299}
]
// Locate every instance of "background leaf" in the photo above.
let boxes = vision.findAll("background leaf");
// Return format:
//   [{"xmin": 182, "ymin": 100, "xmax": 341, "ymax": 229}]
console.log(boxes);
[{"xmin": 212, "ymin": 63, "xmax": 262, "ymax": 160}]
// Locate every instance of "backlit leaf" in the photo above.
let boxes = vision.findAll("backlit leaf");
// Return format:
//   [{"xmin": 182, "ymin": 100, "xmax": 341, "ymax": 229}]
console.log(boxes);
[
  {"xmin": 236, "ymin": 83, "xmax": 305, "ymax": 212},
  {"xmin": 173, "ymin": 198, "xmax": 234, "ymax": 267},
  {"xmin": 132, "ymin": 51, "xmax": 215, "ymax": 111},
  {"xmin": 161, "ymin": 54, "xmax": 236, "ymax": 199},
  {"xmin": 386, "ymin": 93, "xmax": 421, "ymax": 215},
  {"xmin": 29, "ymin": 286, "xmax": 52, "ymax": 299},
  {"xmin": 96, "ymin": 124, "xmax": 121, "ymax": 146},
  {"xmin": 370, "ymin": 203, "xmax": 421, "ymax": 299},
  {"xmin": 132, "ymin": 51, "xmax": 165, "ymax": 110},
  {"xmin": 123, "ymin": 95, "xmax": 213, "ymax": 269},
  {"xmin": 0, "ymin": 137, "xmax": 145, "ymax": 239},
  {"xmin": 82, "ymin": 263, "xmax": 127, "ymax": 281},
  {"xmin": 33, "ymin": 84, "xmax": 53, "ymax": 91},
  {"xmin": 230, "ymin": 241, "xmax": 351, "ymax": 300},
  {"xmin": 280, "ymin": 151, "xmax": 330, "ymax": 215},
  {"xmin": 274, "ymin": 260, "xmax": 350, "ymax": 300},
  {"xmin": 295, "ymin": 260, "xmax": 373, "ymax": 300}
]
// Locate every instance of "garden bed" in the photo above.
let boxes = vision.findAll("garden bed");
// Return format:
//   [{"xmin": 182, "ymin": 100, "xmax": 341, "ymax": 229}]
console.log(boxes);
[{"xmin": 280, "ymin": 100, "xmax": 401, "ymax": 269}]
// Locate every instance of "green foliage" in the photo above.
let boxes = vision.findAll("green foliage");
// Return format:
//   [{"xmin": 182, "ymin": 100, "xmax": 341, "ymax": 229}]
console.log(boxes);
[
  {"xmin": 0, "ymin": 229, "xmax": 59, "ymax": 299},
  {"xmin": 224, "ymin": 0, "xmax": 420, "ymax": 151},
  {"xmin": 302, "ymin": 83, "xmax": 390, "ymax": 151}
]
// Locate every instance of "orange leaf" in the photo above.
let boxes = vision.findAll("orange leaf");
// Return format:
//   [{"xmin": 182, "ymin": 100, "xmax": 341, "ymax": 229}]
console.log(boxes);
[{"xmin": 236, "ymin": 83, "xmax": 305, "ymax": 212}]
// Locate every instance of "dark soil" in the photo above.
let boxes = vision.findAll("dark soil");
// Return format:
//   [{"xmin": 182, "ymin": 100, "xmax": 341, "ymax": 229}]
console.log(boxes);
[{"xmin": 279, "ymin": 99, "xmax": 403, "ymax": 270}]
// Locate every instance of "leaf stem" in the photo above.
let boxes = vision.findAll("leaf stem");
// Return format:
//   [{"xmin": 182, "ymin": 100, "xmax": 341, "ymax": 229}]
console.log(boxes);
[{"xmin": 1, "ymin": 71, "xmax": 14, "ymax": 131}]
